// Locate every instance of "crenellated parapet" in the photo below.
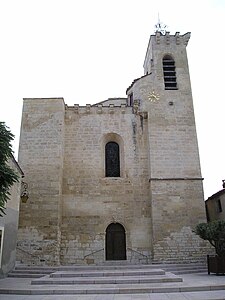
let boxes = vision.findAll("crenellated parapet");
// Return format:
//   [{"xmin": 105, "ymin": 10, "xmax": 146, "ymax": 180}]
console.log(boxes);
[
  {"xmin": 143, "ymin": 31, "xmax": 191, "ymax": 78},
  {"xmin": 154, "ymin": 31, "xmax": 191, "ymax": 46},
  {"xmin": 65, "ymin": 102, "xmax": 129, "ymax": 116}
]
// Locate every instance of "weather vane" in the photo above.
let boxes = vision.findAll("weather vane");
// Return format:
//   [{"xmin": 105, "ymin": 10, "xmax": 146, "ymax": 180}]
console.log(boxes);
[{"xmin": 154, "ymin": 13, "xmax": 168, "ymax": 35}]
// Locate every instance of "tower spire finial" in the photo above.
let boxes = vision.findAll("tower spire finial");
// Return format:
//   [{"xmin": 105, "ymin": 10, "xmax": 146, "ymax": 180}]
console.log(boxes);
[{"xmin": 154, "ymin": 13, "xmax": 168, "ymax": 35}]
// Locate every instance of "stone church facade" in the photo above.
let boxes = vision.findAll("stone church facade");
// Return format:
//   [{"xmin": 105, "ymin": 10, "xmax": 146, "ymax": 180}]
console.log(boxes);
[{"xmin": 17, "ymin": 31, "xmax": 208, "ymax": 265}]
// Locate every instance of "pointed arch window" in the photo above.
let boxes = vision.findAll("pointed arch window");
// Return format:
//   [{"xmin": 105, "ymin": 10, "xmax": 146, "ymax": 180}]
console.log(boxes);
[
  {"xmin": 163, "ymin": 55, "xmax": 177, "ymax": 90},
  {"xmin": 105, "ymin": 142, "xmax": 120, "ymax": 177}
]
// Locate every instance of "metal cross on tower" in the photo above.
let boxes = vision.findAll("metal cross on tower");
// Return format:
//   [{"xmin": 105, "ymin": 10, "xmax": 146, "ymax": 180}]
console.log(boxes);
[{"xmin": 154, "ymin": 14, "xmax": 168, "ymax": 35}]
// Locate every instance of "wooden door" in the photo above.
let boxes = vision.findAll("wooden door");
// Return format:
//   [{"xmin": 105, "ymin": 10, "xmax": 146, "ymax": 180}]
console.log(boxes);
[{"xmin": 106, "ymin": 223, "xmax": 126, "ymax": 260}]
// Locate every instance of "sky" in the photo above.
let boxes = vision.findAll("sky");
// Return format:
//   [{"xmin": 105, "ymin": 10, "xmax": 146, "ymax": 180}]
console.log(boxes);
[{"xmin": 0, "ymin": 0, "xmax": 224, "ymax": 199}]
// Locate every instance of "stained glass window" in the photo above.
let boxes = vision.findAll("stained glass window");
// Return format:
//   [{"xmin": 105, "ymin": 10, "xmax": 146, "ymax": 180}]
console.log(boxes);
[{"xmin": 105, "ymin": 142, "xmax": 120, "ymax": 177}]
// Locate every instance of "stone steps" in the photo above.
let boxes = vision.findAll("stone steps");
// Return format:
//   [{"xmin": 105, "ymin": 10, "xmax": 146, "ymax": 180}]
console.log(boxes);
[
  {"xmin": 49, "ymin": 268, "xmax": 165, "ymax": 277},
  {"xmin": 32, "ymin": 273, "xmax": 182, "ymax": 285},
  {"xmin": 173, "ymin": 268, "xmax": 207, "ymax": 275},
  {"xmin": 8, "ymin": 267, "xmax": 54, "ymax": 278},
  {"xmin": 8, "ymin": 262, "xmax": 207, "ymax": 278},
  {"xmin": 13, "ymin": 262, "xmax": 207, "ymax": 271},
  {"xmin": 8, "ymin": 273, "xmax": 48, "ymax": 278},
  {"xmin": 1, "ymin": 283, "xmax": 225, "ymax": 295},
  {"xmin": 157, "ymin": 264, "xmax": 207, "ymax": 275},
  {"xmin": 9, "ymin": 269, "xmax": 53, "ymax": 275},
  {"xmin": 2, "ymin": 263, "xmax": 225, "ymax": 296},
  {"xmin": 31, "ymin": 268, "xmax": 182, "ymax": 285}
]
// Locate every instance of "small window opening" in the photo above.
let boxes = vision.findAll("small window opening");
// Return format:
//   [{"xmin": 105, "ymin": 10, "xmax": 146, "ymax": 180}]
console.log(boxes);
[
  {"xmin": 217, "ymin": 199, "xmax": 222, "ymax": 213},
  {"xmin": 163, "ymin": 55, "xmax": 178, "ymax": 90},
  {"xmin": 205, "ymin": 204, "xmax": 210, "ymax": 222},
  {"xmin": 128, "ymin": 93, "xmax": 133, "ymax": 107},
  {"xmin": 105, "ymin": 142, "xmax": 120, "ymax": 177},
  {"xmin": 0, "ymin": 228, "xmax": 4, "ymax": 267}
]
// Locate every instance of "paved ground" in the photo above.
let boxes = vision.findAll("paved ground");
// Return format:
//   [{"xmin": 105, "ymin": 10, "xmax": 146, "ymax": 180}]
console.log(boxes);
[
  {"xmin": 0, "ymin": 273, "xmax": 224, "ymax": 299},
  {"xmin": 2, "ymin": 292, "xmax": 225, "ymax": 300}
]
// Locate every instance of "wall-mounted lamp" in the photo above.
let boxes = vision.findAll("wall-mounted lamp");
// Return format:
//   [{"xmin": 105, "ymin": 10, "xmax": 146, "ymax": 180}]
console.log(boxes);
[{"xmin": 20, "ymin": 181, "xmax": 29, "ymax": 203}]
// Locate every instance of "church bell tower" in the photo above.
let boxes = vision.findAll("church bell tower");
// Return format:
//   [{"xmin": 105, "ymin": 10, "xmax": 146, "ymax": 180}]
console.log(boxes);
[{"xmin": 127, "ymin": 30, "xmax": 207, "ymax": 262}]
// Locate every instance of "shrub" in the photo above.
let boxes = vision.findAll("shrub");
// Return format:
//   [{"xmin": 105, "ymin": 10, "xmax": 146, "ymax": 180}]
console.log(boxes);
[{"xmin": 195, "ymin": 220, "xmax": 225, "ymax": 257}]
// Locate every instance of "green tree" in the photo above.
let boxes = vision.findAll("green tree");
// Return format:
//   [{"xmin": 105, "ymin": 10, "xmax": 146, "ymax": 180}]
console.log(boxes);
[
  {"xmin": 195, "ymin": 220, "xmax": 225, "ymax": 257},
  {"xmin": 0, "ymin": 122, "xmax": 18, "ymax": 216}
]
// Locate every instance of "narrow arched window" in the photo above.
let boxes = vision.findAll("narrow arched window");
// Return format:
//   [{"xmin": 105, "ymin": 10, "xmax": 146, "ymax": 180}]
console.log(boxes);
[
  {"xmin": 105, "ymin": 142, "xmax": 120, "ymax": 177},
  {"xmin": 163, "ymin": 55, "xmax": 177, "ymax": 90}
]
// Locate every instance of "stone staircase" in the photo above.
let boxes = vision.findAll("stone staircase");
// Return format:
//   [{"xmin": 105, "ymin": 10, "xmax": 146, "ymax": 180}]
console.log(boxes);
[
  {"xmin": 8, "ymin": 266, "xmax": 56, "ymax": 278},
  {"xmin": 8, "ymin": 262, "xmax": 207, "ymax": 278},
  {"xmin": 152, "ymin": 263, "xmax": 208, "ymax": 275},
  {"xmin": 2, "ymin": 262, "xmax": 225, "ymax": 296},
  {"xmin": 2, "ymin": 264, "xmax": 187, "ymax": 294},
  {"xmin": 31, "ymin": 267, "xmax": 182, "ymax": 288}
]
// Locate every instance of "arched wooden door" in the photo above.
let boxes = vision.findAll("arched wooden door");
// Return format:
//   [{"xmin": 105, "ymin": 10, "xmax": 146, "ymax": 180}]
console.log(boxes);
[{"xmin": 105, "ymin": 223, "xmax": 126, "ymax": 260}]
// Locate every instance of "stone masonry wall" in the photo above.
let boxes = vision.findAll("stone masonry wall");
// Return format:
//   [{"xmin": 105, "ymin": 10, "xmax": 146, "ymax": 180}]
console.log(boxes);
[
  {"xmin": 60, "ymin": 104, "xmax": 152, "ymax": 264},
  {"xmin": 17, "ymin": 98, "xmax": 65, "ymax": 265},
  {"xmin": 150, "ymin": 180, "xmax": 208, "ymax": 262}
]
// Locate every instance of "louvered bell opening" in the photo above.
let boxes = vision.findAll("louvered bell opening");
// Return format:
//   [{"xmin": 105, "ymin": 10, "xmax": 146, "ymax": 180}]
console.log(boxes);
[{"xmin": 163, "ymin": 58, "xmax": 178, "ymax": 90}]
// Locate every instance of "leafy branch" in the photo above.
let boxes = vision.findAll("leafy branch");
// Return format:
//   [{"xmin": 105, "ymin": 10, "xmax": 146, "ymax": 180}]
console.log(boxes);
[
  {"xmin": 0, "ymin": 122, "xmax": 19, "ymax": 216},
  {"xmin": 195, "ymin": 220, "xmax": 225, "ymax": 257}
]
